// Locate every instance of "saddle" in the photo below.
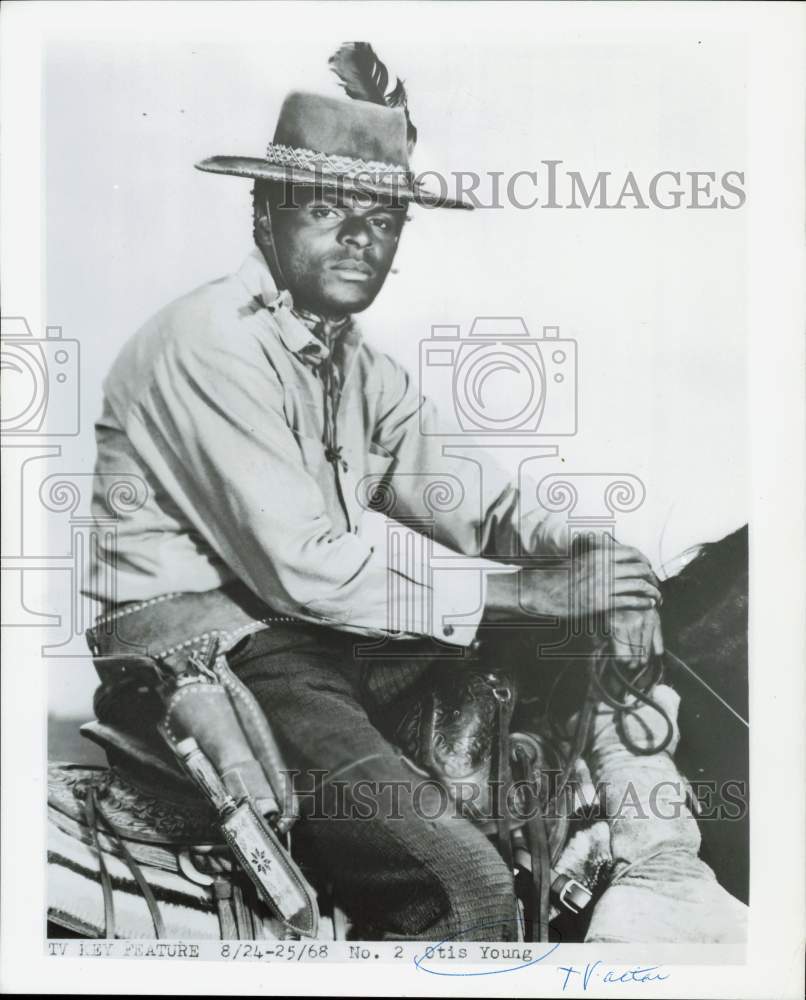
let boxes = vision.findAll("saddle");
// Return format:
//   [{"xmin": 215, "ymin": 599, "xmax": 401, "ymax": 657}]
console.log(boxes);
[{"xmin": 48, "ymin": 585, "xmax": 616, "ymax": 942}]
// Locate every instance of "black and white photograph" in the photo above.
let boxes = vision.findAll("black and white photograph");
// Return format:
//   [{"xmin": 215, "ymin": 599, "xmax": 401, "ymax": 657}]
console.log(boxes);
[{"xmin": 1, "ymin": 2, "xmax": 803, "ymax": 996}]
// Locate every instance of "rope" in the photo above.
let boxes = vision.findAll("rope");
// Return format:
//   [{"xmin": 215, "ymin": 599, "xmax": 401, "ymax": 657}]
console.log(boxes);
[{"xmin": 589, "ymin": 650, "xmax": 675, "ymax": 757}]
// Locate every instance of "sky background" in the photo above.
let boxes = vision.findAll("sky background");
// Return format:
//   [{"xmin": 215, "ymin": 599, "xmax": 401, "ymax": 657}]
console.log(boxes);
[{"xmin": 41, "ymin": 31, "xmax": 747, "ymax": 715}]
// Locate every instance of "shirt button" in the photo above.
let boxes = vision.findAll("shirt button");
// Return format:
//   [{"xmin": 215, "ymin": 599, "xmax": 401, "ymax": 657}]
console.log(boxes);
[{"xmin": 443, "ymin": 625, "xmax": 455, "ymax": 637}]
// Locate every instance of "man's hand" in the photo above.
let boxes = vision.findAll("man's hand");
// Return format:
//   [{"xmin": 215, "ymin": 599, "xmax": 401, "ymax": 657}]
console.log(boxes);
[
  {"xmin": 517, "ymin": 542, "xmax": 662, "ymax": 620},
  {"xmin": 608, "ymin": 605, "xmax": 664, "ymax": 672}
]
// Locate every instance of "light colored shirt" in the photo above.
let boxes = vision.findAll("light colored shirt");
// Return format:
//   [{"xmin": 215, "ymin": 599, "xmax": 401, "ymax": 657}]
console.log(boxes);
[{"xmin": 84, "ymin": 250, "xmax": 559, "ymax": 646}]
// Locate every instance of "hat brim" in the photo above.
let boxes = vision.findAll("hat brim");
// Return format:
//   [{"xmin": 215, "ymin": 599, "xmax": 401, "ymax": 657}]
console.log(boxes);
[{"xmin": 194, "ymin": 156, "xmax": 474, "ymax": 210}]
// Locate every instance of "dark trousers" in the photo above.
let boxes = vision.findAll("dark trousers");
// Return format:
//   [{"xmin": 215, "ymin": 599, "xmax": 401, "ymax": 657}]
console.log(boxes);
[{"xmin": 227, "ymin": 623, "xmax": 516, "ymax": 941}]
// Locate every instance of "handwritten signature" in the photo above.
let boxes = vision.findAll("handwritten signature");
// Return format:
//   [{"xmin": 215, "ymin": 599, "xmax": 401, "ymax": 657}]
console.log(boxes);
[
  {"xmin": 413, "ymin": 935, "xmax": 670, "ymax": 985},
  {"xmin": 559, "ymin": 961, "xmax": 671, "ymax": 990},
  {"xmin": 412, "ymin": 921, "xmax": 670, "ymax": 983},
  {"xmin": 414, "ymin": 940, "xmax": 561, "ymax": 977}
]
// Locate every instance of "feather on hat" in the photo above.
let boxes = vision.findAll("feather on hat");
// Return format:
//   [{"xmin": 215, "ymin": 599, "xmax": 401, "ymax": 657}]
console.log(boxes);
[{"xmin": 195, "ymin": 42, "xmax": 472, "ymax": 209}]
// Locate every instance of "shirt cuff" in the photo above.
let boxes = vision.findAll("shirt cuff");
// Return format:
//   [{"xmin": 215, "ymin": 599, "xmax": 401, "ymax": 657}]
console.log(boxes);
[{"xmin": 427, "ymin": 558, "xmax": 519, "ymax": 647}]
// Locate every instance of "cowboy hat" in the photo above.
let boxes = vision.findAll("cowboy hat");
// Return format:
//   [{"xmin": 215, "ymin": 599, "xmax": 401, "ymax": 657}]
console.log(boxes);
[
  {"xmin": 196, "ymin": 91, "xmax": 471, "ymax": 210},
  {"xmin": 195, "ymin": 43, "xmax": 473, "ymax": 210}
]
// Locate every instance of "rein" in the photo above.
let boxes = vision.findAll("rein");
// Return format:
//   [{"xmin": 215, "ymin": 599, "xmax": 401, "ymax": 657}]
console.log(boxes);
[{"xmin": 664, "ymin": 649, "xmax": 749, "ymax": 728}]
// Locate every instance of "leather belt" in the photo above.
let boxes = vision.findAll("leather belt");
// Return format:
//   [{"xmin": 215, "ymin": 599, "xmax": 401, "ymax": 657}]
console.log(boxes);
[{"xmin": 86, "ymin": 581, "xmax": 277, "ymax": 669}]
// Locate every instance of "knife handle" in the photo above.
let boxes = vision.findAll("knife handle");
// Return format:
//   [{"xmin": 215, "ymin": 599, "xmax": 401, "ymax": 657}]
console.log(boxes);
[{"xmin": 174, "ymin": 736, "xmax": 237, "ymax": 816}]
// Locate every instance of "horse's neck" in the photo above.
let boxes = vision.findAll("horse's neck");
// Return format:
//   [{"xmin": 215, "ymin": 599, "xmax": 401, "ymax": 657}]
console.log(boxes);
[{"xmin": 661, "ymin": 527, "xmax": 748, "ymax": 714}]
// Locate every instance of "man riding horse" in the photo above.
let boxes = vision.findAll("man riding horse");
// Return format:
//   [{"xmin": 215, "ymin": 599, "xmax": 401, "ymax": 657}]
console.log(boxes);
[{"xmin": 82, "ymin": 43, "xmax": 745, "ymax": 942}]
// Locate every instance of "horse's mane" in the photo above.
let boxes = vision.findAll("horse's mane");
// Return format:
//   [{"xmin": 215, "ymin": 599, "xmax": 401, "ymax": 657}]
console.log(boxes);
[{"xmin": 661, "ymin": 525, "xmax": 748, "ymax": 630}]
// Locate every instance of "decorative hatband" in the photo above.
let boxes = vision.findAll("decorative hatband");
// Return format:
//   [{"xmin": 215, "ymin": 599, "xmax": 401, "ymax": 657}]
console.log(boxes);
[{"xmin": 264, "ymin": 142, "xmax": 413, "ymax": 186}]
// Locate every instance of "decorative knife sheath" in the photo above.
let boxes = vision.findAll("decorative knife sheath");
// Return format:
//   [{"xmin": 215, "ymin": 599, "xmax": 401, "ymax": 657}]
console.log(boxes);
[{"xmin": 159, "ymin": 663, "xmax": 319, "ymax": 938}]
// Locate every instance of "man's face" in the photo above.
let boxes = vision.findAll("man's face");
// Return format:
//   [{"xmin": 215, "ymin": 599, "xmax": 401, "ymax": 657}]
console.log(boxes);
[{"xmin": 265, "ymin": 185, "xmax": 407, "ymax": 317}]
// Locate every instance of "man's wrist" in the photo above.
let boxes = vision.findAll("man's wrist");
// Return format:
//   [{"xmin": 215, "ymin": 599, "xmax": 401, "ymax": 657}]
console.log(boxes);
[{"xmin": 483, "ymin": 571, "xmax": 524, "ymax": 624}]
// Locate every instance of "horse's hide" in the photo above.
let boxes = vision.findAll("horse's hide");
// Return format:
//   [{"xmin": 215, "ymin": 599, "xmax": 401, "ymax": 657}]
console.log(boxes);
[{"xmin": 661, "ymin": 525, "xmax": 749, "ymax": 903}]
